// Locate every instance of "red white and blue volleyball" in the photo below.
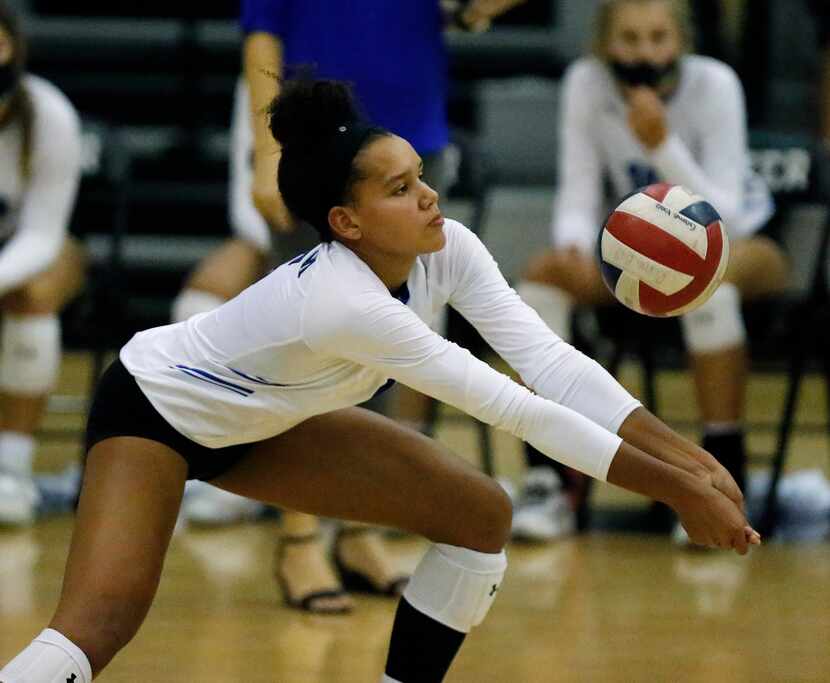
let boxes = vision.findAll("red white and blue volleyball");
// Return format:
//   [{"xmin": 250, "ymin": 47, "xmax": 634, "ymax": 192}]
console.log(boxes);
[{"xmin": 598, "ymin": 183, "xmax": 730, "ymax": 317}]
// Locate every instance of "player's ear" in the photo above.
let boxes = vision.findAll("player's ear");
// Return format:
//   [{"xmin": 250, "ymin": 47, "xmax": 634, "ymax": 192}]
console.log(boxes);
[{"xmin": 329, "ymin": 205, "xmax": 362, "ymax": 242}]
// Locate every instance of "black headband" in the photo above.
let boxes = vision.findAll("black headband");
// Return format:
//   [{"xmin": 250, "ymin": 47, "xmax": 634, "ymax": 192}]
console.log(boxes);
[{"xmin": 321, "ymin": 120, "xmax": 385, "ymax": 211}]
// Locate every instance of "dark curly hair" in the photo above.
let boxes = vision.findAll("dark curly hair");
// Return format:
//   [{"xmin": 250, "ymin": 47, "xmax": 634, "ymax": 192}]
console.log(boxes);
[
  {"xmin": 0, "ymin": 1, "xmax": 33, "ymax": 180},
  {"xmin": 268, "ymin": 78, "xmax": 389, "ymax": 241}
]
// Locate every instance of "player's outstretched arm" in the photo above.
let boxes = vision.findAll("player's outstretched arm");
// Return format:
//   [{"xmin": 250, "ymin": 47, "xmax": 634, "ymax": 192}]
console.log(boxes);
[
  {"xmin": 606, "ymin": 439, "xmax": 760, "ymax": 555},
  {"xmin": 618, "ymin": 406, "xmax": 745, "ymax": 510}
]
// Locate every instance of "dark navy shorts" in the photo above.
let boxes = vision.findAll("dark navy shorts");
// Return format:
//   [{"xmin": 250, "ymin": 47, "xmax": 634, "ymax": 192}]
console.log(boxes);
[{"xmin": 85, "ymin": 358, "xmax": 255, "ymax": 481}]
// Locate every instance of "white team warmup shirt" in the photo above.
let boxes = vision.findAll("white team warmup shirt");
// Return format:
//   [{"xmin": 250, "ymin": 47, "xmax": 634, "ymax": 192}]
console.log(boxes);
[
  {"xmin": 0, "ymin": 75, "xmax": 82, "ymax": 295},
  {"xmin": 122, "ymin": 220, "xmax": 641, "ymax": 481},
  {"xmin": 554, "ymin": 55, "xmax": 773, "ymax": 251}
]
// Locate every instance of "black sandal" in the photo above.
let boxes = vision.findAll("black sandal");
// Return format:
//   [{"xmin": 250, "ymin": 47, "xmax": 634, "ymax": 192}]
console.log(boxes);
[
  {"xmin": 274, "ymin": 532, "xmax": 353, "ymax": 614},
  {"xmin": 334, "ymin": 526, "xmax": 409, "ymax": 597}
]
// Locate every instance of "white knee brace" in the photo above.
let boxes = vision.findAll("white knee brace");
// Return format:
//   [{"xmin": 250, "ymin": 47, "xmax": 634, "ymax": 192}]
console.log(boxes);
[
  {"xmin": 0, "ymin": 314, "xmax": 60, "ymax": 395},
  {"xmin": 171, "ymin": 289, "xmax": 226, "ymax": 324},
  {"xmin": 403, "ymin": 543, "xmax": 507, "ymax": 634},
  {"xmin": 515, "ymin": 280, "xmax": 574, "ymax": 343},
  {"xmin": 680, "ymin": 282, "xmax": 746, "ymax": 354}
]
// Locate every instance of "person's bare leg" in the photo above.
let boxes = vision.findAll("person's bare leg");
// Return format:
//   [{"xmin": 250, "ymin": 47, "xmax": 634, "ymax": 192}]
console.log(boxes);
[
  {"xmin": 0, "ymin": 239, "xmax": 86, "ymax": 526},
  {"xmin": 211, "ymin": 408, "xmax": 510, "ymax": 683},
  {"xmin": 685, "ymin": 236, "xmax": 789, "ymax": 489},
  {"xmin": 336, "ymin": 521, "xmax": 408, "ymax": 595},
  {"xmin": 0, "ymin": 238, "xmax": 86, "ymax": 434},
  {"xmin": 211, "ymin": 408, "xmax": 510, "ymax": 549},
  {"xmin": 276, "ymin": 510, "xmax": 354, "ymax": 612},
  {"xmin": 48, "ymin": 437, "xmax": 187, "ymax": 675},
  {"xmin": 184, "ymin": 238, "xmax": 267, "ymax": 301}
]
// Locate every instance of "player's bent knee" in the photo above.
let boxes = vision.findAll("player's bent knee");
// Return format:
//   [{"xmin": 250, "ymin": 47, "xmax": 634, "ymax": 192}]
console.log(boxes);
[
  {"xmin": 680, "ymin": 282, "xmax": 746, "ymax": 354},
  {"xmin": 403, "ymin": 543, "xmax": 508, "ymax": 633},
  {"xmin": 455, "ymin": 476, "xmax": 512, "ymax": 553},
  {"xmin": 523, "ymin": 250, "xmax": 562, "ymax": 283},
  {"xmin": 0, "ymin": 313, "xmax": 60, "ymax": 395}
]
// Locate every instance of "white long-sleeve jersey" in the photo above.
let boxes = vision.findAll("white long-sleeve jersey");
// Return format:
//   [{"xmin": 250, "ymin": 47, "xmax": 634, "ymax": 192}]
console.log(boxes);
[
  {"xmin": 553, "ymin": 55, "xmax": 773, "ymax": 252},
  {"xmin": 121, "ymin": 220, "xmax": 641, "ymax": 481},
  {"xmin": 0, "ymin": 75, "xmax": 82, "ymax": 294}
]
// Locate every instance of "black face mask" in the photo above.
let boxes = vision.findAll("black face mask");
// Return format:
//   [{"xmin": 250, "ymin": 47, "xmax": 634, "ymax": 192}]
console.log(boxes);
[
  {"xmin": 609, "ymin": 59, "xmax": 678, "ymax": 89},
  {"xmin": 0, "ymin": 62, "xmax": 20, "ymax": 99}
]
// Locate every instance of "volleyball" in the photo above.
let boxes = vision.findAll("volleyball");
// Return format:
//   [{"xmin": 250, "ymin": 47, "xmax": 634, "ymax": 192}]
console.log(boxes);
[{"xmin": 598, "ymin": 183, "xmax": 730, "ymax": 317}]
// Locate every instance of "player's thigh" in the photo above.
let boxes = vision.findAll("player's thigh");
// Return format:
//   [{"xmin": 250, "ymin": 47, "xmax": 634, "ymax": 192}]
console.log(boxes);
[
  {"xmin": 211, "ymin": 407, "xmax": 512, "ymax": 552},
  {"xmin": 0, "ymin": 237, "xmax": 87, "ymax": 314},
  {"xmin": 724, "ymin": 235, "xmax": 789, "ymax": 300},
  {"xmin": 185, "ymin": 238, "xmax": 268, "ymax": 299},
  {"xmin": 51, "ymin": 437, "xmax": 187, "ymax": 665},
  {"xmin": 524, "ymin": 247, "xmax": 613, "ymax": 305}
]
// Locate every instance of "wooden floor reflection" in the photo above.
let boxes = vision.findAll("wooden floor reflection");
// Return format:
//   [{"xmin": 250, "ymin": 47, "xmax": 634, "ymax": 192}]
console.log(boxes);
[{"xmin": 1, "ymin": 520, "xmax": 829, "ymax": 682}]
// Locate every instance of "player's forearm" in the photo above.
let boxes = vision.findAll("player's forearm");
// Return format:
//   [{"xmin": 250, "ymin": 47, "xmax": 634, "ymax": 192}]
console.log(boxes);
[
  {"xmin": 618, "ymin": 406, "xmax": 716, "ymax": 477},
  {"xmin": 606, "ymin": 439, "xmax": 704, "ymax": 509},
  {"xmin": 243, "ymin": 31, "xmax": 284, "ymax": 157}
]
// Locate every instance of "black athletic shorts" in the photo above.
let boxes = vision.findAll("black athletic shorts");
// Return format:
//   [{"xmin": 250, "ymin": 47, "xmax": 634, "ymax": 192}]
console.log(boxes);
[{"xmin": 85, "ymin": 358, "xmax": 255, "ymax": 481}]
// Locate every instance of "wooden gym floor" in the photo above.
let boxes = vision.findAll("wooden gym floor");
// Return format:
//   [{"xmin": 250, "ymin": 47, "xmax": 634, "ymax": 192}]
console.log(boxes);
[{"xmin": 1, "ymin": 352, "xmax": 828, "ymax": 682}]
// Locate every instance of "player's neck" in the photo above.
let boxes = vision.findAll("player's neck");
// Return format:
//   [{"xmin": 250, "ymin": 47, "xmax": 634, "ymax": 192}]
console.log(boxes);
[{"xmin": 347, "ymin": 243, "xmax": 416, "ymax": 293}]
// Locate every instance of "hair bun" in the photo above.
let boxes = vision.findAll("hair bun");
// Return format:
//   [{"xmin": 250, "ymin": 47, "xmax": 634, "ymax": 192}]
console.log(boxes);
[{"xmin": 268, "ymin": 78, "xmax": 362, "ymax": 152}]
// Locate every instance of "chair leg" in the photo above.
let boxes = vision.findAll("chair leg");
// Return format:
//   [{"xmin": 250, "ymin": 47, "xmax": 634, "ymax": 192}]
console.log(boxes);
[
  {"xmin": 422, "ymin": 396, "xmax": 440, "ymax": 438},
  {"xmin": 641, "ymin": 347, "xmax": 658, "ymax": 414},
  {"xmin": 476, "ymin": 420, "xmax": 494, "ymax": 477},
  {"xmin": 758, "ymin": 347, "xmax": 806, "ymax": 537},
  {"xmin": 607, "ymin": 343, "xmax": 624, "ymax": 380}
]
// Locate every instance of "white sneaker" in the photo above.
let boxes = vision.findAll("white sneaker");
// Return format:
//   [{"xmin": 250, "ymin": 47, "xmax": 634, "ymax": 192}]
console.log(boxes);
[
  {"xmin": 0, "ymin": 472, "xmax": 40, "ymax": 527},
  {"xmin": 511, "ymin": 467, "xmax": 576, "ymax": 542},
  {"xmin": 180, "ymin": 480, "xmax": 265, "ymax": 526},
  {"xmin": 672, "ymin": 521, "xmax": 715, "ymax": 550},
  {"xmin": 671, "ymin": 521, "xmax": 690, "ymax": 546}
]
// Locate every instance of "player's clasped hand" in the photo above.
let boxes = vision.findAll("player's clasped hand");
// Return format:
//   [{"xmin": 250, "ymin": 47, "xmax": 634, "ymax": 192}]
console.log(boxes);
[
  {"xmin": 673, "ymin": 472, "xmax": 761, "ymax": 555},
  {"xmin": 626, "ymin": 86, "xmax": 668, "ymax": 150}
]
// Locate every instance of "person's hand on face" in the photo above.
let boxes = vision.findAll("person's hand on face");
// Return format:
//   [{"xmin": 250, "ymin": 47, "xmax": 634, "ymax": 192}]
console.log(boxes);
[{"xmin": 627, "ymin": 86, "xmax": 668, "ymax": 150}]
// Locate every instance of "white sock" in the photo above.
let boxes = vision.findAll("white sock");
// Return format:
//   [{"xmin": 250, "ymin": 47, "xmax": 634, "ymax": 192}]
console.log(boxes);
[
  {"xmin": 171, "ymin": 289, "xmax": 226, "ymax": 323},
  {"xmin": 0, "ymin": 431, "xmax": 35, "ymax": 477},
  {"xmin": 515, "ymin": 280, "xmax": 574, "ymax": 343},
  {"xmin": 380, "ymin": 675, "xmax": 403, "ymax": 683},
  {"xmin": 0, "ymin": 628, "xmax": 92, "ymax": 683}
]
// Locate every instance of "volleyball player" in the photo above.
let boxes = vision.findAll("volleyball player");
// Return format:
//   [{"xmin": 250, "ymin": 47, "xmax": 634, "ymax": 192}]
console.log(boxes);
[
  {"xmin": 512, "ymin": 0, "xmax": 789, "ymax": 542},
  {"xmin": 172, "ymin": 0, "xmax": 527, "ymax": 614},
  {"xmin": 0, "ymin": 1, "xmax": 85, "ymax": 527},
  {"xmin": 1, "ymin": 77, "xmax": 759, "ymax": 683}
]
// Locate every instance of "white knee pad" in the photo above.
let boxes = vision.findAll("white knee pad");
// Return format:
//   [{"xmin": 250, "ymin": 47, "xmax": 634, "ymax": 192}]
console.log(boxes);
[
  {"xmin": 171, "ymin": 289, "xmax": 226, "ymax": 323},
  {"xmin": 515, "ymin": 280, "xmax": 574, "ymax": 343},
  {"xmin": 0, "ymin": 314, "xmax": 60, "ymax": 395},
  {"xmin": 403, "ymin": 543, "xmax": 507, "ymax": 634},
  {"xmin": 680, "ymin": 282, "xmax": 746, "ymax": 354}
]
